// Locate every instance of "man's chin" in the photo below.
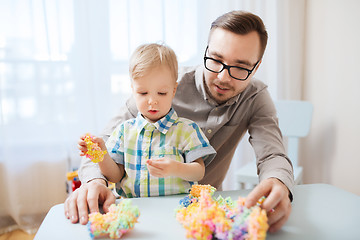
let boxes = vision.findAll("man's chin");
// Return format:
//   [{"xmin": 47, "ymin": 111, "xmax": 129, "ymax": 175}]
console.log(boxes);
[
  {"xmin": 209, "ymin": 91, "xmax": 230, "ymax": 104},
  {"xmin": 213, "ymin": 97, "xmax": 228, "ymax": 105}
]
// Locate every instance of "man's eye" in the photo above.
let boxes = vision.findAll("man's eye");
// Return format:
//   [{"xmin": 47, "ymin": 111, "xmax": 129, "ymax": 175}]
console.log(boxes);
[
  {"xmin": 158, "ymin": 92, "xmax": 167, "ymax": 96},
  {"xmin": 139, "ymin": 92, "xmax": 147, "ymax": 95}
]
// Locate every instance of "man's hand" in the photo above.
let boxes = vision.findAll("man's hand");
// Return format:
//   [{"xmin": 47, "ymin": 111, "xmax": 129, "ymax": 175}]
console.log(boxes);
[
  {"xmin": 64, "ymin": 179, "xmax": 116, "ymax": 225},
  {"xmin": 245, "ymin": 178, "xmax": 292, "ymax": 233},
  {"xmin": 146, "ymin": 158, "xmax": 176, "ymax": 178}
]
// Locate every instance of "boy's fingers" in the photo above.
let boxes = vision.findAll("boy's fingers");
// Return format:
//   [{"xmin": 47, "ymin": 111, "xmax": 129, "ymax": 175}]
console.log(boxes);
[
  {"xmin": 80, "ymin": 133, "xmax": 89, "ymax": 140},
  {"xmin": 147, "ymin": 160, "xmax": 164, "ymax": 170},
  {"xmin": 92, "ymin": 137, "xmax": 106, "ymax": 149},
  {"xmin": 146, "ymin": 159, "xmax": 156, "ymax": 166},
  {"xmin": 146, "ymin": 164, "xmax": 163, "ymax": 177}
]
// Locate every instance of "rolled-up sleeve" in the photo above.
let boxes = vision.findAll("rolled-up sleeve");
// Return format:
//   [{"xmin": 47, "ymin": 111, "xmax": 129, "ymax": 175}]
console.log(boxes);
[{"xmin": 248, "ymin": 91, "xmax": 295, "ymax": 196}]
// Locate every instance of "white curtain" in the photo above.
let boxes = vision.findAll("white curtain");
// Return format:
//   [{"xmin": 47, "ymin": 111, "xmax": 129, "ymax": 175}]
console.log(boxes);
[{"xmin": 0, "ymin": 0, "xmax": 305, "ymax": 234}]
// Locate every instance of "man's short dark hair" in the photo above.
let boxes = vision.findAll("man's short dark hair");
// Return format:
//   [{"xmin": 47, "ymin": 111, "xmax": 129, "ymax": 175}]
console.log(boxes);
[{"xmin": 210, "ymin": 11, "xmax": 268, "ymax": 59}]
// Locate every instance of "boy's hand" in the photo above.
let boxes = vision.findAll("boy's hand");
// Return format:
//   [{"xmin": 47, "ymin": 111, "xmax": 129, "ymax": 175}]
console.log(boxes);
[
  {"xmin": 78, "ymin": 134, "xmax": 88, "ymax": 156},
  {"xmin": 146, "ymin": 158, "xmax": 177, "ymax": 178},
  {"xmin": 78, "ymin": 134, "xmax": 106, "ymax": 156}
]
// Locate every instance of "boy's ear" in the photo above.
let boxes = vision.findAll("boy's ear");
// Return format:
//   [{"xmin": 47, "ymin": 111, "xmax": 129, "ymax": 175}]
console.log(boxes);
[{"xmin": 173, "ymin": 82, "xmax": 178, "ymax": 96}]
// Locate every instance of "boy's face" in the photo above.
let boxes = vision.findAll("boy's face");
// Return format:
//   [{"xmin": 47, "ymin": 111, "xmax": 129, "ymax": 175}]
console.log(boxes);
[
  {"xmin": 132, "ymin": 66, "xmax": 177, "ymax": 123},
  {"xmin": 204, "ymin": 28, "xmax": 261, "ymax": 104}
]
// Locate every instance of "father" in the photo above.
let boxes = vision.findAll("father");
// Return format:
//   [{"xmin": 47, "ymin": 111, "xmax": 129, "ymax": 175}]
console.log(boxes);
[{"xmin": 64, "ymin": 10, "xmax": 293, "ymax": 233}]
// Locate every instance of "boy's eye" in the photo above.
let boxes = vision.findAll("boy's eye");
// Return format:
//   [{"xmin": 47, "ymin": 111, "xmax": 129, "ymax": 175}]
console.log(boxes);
[
  {"xmin": 138, "ymin": 92, "xmax": 147, "ymax": 95},
  {"xmin": 158, "ymin": 92, "xmax": 167, "ymax": 96}
]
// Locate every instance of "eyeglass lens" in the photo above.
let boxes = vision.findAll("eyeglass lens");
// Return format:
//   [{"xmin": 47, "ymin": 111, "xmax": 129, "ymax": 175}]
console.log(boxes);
[{"xmin": 205, "ymin": 58, "xmax": 249, "ymax": 80}]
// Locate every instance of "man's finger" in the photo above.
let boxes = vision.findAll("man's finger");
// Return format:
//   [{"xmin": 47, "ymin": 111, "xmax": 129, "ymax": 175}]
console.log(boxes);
[
  {"xmin": 245, "ymin": 181, "xmax": 271, "ymax": 208},
  {"xmin": 268, "ymin": 204, "xmax": 291, "ymax": 233},
  {"xmin": 102, "ymin": 191, "xmax": 116, "ymax": 213},
  {"xmin": 267, "ymin": 205, "xmax": 283, "ymax": 226},
  {"xmin": 77, "ymin": 187, "xmax": 89, "ymax": 225},
  {"xmin": 261, "ymin": 186, "xmax": 283, "ymax": 211},
  {"xmin": 64, "ymin": 195, "xmax": 72, "ymax": 219},
  {"xmin": 87, "ymin": 186, "xmax": 100, "ymax": 214},
  {"xmin": 67, "ymin": 190, "xmax": 80, "ymax": 223}
]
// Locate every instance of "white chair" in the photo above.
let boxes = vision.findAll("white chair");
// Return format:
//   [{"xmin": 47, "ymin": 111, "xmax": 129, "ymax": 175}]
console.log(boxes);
[{"xmin": 235, "ymin": 100, "xmax": 313, "ymax": 189}]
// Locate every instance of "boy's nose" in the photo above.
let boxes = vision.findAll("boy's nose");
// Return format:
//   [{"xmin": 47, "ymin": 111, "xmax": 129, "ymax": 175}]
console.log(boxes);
[{"xmin": 148, "ymin": 97, "xmax": 158, "ymax": 105}]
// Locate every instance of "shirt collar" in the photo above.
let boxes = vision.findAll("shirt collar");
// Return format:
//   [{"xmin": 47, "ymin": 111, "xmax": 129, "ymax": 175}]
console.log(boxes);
[
  {"xmin": 136, "ymin": 108, "xmax": 178, "ymax": 134},
  {"xmin": 194, "ymin": 65, "xmax": 242, "ymax": 107}
]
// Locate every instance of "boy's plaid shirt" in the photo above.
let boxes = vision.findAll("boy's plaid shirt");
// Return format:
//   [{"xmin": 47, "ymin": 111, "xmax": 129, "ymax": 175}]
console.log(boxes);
[{"xmin": 106, "ymin": 108, "xmax": 216, "ymax": 198}]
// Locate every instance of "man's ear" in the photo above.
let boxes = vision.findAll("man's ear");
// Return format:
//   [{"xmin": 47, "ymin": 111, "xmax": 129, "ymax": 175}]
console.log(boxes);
[
  {"xmin": 249, "ymin": 60, "xmax": 262, "ymax": 80},
  {"xmin": 254, "ymin": 59, "xmax": 262, "ymax": 72}
]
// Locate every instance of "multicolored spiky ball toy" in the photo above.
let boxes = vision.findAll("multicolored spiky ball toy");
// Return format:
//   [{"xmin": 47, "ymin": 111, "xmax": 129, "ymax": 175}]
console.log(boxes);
[
  {"xmin": 84, "ymin": 134, "xmax": 107, "ymax": 163},
  {"xmin": 87, "ymin": 200, "xmax": 140, "ymax": 239},
  {"xmin": 176, "ymin": 184, "xmax": 269, "ymax": 240}
]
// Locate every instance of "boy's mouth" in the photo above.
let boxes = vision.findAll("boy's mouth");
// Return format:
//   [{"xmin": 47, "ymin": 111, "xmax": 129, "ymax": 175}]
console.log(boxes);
[{"xmin": 148, "ymin": 110, "xmax": 159, "ymax": 114}]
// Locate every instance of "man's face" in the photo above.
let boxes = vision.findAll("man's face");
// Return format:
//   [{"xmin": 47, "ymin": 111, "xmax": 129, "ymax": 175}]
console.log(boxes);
[{"xmin": 204, "ymin": 28, "xmax": 261, "ymax": 104}]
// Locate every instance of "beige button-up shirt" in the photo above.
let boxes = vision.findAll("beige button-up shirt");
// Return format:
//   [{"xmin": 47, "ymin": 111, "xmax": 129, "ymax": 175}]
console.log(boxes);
[{"xmin": 79, "ymin": 65, "xmax": 294, "ymax": 195}]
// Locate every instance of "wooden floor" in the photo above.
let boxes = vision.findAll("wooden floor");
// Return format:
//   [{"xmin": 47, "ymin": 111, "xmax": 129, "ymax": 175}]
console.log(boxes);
[{"xmin": 0, "ymin": 230, "xmax": 35, "ymax": 240}]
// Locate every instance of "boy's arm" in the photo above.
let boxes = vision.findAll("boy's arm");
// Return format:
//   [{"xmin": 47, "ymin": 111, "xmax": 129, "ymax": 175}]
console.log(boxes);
[
  {"xmin": 146, "ymin": 158, "xmax": 205, "ymax": 182},
  {"xmin": 79, "ymin": 134, "xmax": 125, "ymax": 183},
  {"xmin": 92, "ymin": 135, "xmax": 125, "ymax": 183},
  {"xmin": 98, "ymin": 153, "xmax": 125, "ymax": 183},
  {"xmin": 79, "ymin": 97, "xmax": 138, "ymax": 184}
]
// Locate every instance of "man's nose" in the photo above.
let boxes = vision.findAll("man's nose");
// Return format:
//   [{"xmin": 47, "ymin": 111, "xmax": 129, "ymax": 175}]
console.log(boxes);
[{"xmin": 217, "ymin": 68, "xmax": 232, "ymax": 82}]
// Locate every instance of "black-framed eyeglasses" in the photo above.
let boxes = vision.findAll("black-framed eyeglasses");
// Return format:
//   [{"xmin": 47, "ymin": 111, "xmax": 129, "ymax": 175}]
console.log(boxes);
[{"xmin": 204, "ymin": 46, "xmax": 260, "ymax": 81}]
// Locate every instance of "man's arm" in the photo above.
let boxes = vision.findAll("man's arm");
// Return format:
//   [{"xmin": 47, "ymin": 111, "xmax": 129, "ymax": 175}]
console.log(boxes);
[
  {"xmin": 247, "ymin": 89, "xmax": 294, "ymax": 195},
  {"xmin": 246, "ymin": 89, "xmax": 294, "ymax": 232}
]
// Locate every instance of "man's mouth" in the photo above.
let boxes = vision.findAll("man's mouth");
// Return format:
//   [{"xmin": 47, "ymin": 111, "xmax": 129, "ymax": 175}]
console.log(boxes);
[{"xmin": 215, "ymin": 84, "xmax": 230, "ymax": 94}]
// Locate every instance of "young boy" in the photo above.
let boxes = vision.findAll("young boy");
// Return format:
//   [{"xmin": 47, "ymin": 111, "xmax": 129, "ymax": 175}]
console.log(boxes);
[{"xmin": 79, "ymin": 43, "xmax": 216, "ymax": 198}]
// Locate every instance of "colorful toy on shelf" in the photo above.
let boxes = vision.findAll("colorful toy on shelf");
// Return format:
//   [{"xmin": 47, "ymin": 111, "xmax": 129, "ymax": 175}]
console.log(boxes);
[
  {"xmin": 66, "ymin": 169, "xmax": 115, "ymax": 193},
  {"xmin": 87, "ymin": 200, "xmax": 140, "ymax": 239},
  {"xmin": 66, "ymin": 170, "xmax": 81, "ymax": 192},
  {"xmin": 84, "ymin": 134, "xmax": 107, "ymax": 163},
  {"xmin": 176, "ymin": 184, "xmax": 269, "ymax": 240},
  {"xmin": 66, "ymin": 170, "xmax": 79, "ymax": 181}
]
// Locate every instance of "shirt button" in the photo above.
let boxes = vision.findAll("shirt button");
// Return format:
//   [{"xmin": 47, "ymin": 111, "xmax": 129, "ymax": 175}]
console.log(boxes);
[{"xmin": 207, "ymin": 129, "xmax": 212, "ymax": 134}]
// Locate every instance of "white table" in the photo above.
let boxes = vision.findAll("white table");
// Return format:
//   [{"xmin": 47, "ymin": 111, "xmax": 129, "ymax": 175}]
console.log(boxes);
[{"xmin": 34, "ymin": 184, "xmax": 360, "ymax": 240}]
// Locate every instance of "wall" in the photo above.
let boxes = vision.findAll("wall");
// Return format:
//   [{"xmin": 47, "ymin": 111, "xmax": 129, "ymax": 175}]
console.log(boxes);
[{"xmin": 302, "ymin": 0, "xmax": 360, "ymax": 195}]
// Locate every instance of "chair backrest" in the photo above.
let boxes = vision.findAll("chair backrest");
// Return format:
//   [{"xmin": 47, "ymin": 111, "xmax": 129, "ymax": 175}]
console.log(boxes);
[{"xmin": 274, "ymin": 100, "xmax": 313, "ymax": 167}]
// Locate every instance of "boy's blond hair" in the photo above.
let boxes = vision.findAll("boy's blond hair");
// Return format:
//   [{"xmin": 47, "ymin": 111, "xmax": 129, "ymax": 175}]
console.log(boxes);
[{"xmin": 129, "ymin": 43, "xmax": 178, "ymax": 81}]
